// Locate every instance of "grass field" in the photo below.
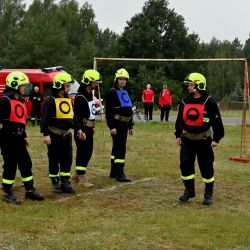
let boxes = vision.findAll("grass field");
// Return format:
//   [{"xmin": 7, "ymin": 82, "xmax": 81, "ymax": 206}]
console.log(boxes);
[{"xmin": 0, "ymin": 121, "xmax": 250, "ymax": 250}]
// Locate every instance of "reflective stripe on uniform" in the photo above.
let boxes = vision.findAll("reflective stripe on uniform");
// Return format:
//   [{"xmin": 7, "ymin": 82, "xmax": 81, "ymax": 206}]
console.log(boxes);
[
  {"xmin": 203, "ymin": 118, "xmax": 210, "ymax": 123},
  {"xmin": 2, "ymin": 179, "xmax": 15, "ymax": 184},
  {"xmin": 181, "ymin": 174, "xmax": 195, "ymax": 180},
  {"xmin": 111, "ymin": 155, "xmax": 115, "ymax": 160},
  {"xmin": 59, "ymin": 172, "xmax": 71, "ymax": 177},
  {"xmin": 203, "ymin": 177, "xmax": 215, "ymax": 183},
  {"xmin": 114, "ymin": 159, "xmax": 125, "ymax": 163},
  {"xmin": 49, "ymin": 174, "xmax": 59, "ymax": 178},
  {"xmin": 75, "ymin": 166, "xmax": 87, "ymax": 171},
  {"xmin": 22, "ymin": 176, "xmax": 33, "ymax": 182}
]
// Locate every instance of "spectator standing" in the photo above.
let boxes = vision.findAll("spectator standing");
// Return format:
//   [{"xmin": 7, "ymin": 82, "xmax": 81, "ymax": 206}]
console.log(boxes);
[
  {"xmin": 30, "ymin": 86, "xmax": 43, "ymax": 126},
  {"xmin": 159, "ymin": 85, "xmax": 172, "ymax": 121},
  {"xmin": 142, "ymin": 83, "xmax": 154, "ymax": 121}
]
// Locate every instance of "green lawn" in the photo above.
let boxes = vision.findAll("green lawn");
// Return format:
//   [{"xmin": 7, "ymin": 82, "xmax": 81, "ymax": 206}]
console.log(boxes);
[{"xmin": 0, "ymin": 121, "xmax": 249, "ymax": 250}]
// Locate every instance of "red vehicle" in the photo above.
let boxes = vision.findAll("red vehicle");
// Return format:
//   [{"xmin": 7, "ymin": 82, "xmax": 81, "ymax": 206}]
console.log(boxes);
[{"xmin": 0, "ymin": 66, "xmax": 79, "ymax": 117}]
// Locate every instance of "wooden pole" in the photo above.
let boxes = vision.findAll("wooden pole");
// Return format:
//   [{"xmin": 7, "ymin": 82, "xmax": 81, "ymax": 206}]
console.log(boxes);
[
  {"xmin": 94, "ymin": 57, "xmax": 246, "ymax": 62},
  {"xmin": 93, "ymin": 58, "xmax": 106, "ymax": 151},
  {"xmin": 243, "ymin": 60, "xmax": 249, "ymax": 156},
  {"xmin": 230, "ymin": 59, "xmax": 249, "ymax": 162}
]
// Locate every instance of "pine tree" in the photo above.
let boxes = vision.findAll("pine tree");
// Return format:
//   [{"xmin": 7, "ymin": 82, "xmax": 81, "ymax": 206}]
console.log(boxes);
[{"xmin": 231, "ymin": 82, "xmax": 243, "ymax": 101}]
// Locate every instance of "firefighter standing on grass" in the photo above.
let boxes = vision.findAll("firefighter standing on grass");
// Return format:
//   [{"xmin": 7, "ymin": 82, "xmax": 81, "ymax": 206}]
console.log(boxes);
[
  {"xmin": 0, "ymin": 72, "xmax": 44, "ymax": 205},
  {"xmin": 71, "ymin": 69, "xmax": 102, "ymax": 188},
  {"xmin": 40, "ymin": 72, "xmax": 75, "ymax": 194},
  {"xmin": 105, "ymin": 68, "xmax": 133, "ymax": 182},
  {"xmin": 175, "ymin": 73, "xmax": 224, "ymax": 205}
]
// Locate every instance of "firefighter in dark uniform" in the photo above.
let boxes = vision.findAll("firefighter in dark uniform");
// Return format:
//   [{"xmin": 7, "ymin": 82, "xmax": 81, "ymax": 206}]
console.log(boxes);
[
  {"xmin": 105, "ymin": 68, "xmax": 134, "ymax": 182},
  {"xmin": 40, "ymin": 72, "xmax": 75, "ymax": 193},
  {"xmin": 175, "ymin": 73, "xmax": 224, "ymax": 205},
  {"xmin": 71, "ymin": 69, "xmax": 102, "ymax": 188},
  {"xmin": 0, "ymin": 71, "xmax": 44, "ymax": 205},
  {"xmin": 30, "ymin": 86, "xmax": 43, "ymax": 126}
]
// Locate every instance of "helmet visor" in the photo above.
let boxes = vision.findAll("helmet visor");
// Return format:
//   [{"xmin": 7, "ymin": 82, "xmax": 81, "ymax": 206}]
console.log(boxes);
[
  {"xmin": 92, "ymin": 80, "xmax": 102, "ymax": 84},
  {"xmin": 183, "ymin": 80, "xmax": 193, "ymax": 86}
]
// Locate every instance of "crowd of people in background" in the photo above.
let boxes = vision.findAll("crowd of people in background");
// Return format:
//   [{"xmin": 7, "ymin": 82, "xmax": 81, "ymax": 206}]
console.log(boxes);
[{"xmin": 0, "ymin": 69, "xmax": 224, "ymax": 206}]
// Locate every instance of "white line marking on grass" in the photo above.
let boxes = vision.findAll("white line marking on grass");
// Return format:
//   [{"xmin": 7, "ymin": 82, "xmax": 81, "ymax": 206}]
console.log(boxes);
[{"xmin": 55, "ymin": 177, "xmax": 155, "ymax": 203}]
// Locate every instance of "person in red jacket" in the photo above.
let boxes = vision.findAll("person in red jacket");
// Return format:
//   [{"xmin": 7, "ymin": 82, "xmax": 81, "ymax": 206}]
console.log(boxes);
[
  {"xmin": 159, "ymin": 85, "xmax": 172, "ymax": 122},
  {"xmin": 142, "ymin": 83, "xmax": 154, "ymax": 121},
  {"xmin": 175, "ymin": 72, "xmax": 224, "ymax": 205}
]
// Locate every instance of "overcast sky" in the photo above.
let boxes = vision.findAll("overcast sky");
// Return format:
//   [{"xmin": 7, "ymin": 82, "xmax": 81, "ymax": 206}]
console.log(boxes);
[{"xmin": 24, "ymin": 0, "xmax": 250, "ymax": 43}]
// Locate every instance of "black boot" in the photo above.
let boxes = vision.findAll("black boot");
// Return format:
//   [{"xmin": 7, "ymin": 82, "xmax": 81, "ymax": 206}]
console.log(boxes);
[
  {"xmin": 25, "ymin": 188, "xmax": 44, "ymax": 201},
  {"xmin": 61, "ymin": 177, "xmax": 75, "ymax": 193},
  {"xmin": 203, "ymin": 182, "xmax": 214, "ymax": 205},
  {"xmin": 110, "ymin": 165, "xmax": 117, "ymax": 178},
  {"xmin": 116, "ymin": 166, "xmax": 131, "ymax": 182},
  {"xmin": 2, "ymin": 185, "xmax": 21, "ymax": 205},
  {"xmin": 51, "ymin": 177, "xmax": 62, "ymax": 193},
  {"xmin": 116, "ymin": 173, "xmax": 132, "ymax": 182},
  {"xmin": 179, "ymin": 179, "xmax": 195, "ymax": 202},
  {"xmin": 110, "ymin": 157, "xmax": 116, "ymax": 178},
  {"xmin": 3, "ymin": 193, "xmax": 21, "ymax": 205}
]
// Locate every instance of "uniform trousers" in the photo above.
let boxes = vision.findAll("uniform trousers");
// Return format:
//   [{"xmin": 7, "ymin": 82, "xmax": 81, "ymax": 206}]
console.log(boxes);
[
  {"xmin": 47, "ymin": 132, "xmax": 72, "ymax": 177},
  {"xmin": 1, "ymin": 135, "xmax": 33, "ymax": 191},
  {"xmin": 111, "ymin": 121, "xmax": 128, "ymax": 171},
  {"xmin": 180, "ymin": 136, "xmax": 214, "ymax": 180},
  {"xmin": 75, "ymin": 127, "xmax": 93, "ymax": 175}
]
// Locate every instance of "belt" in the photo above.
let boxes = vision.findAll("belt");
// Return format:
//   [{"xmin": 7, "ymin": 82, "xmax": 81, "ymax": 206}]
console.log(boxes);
[
  {"xmin": 83, "ymin": 119, "xmax": 95, "ymax": 128},
  {"xmin": 114, "ymin": 114, "xmax": 131, "ymax": 123},
  {"xmin": 182, "ymin": 129, "xmax": 212, "ymax": 140},
  {"xmin": 48, "ymin": 125, "xmax": 70, "ymax": 137}
]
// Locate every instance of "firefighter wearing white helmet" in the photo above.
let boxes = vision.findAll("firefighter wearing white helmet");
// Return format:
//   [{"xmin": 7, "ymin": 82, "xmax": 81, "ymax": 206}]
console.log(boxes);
[
  {"xmin": 175, "ymin": 72, "xmax": 224, "ymax": 205},
  {"xmin": 105, "ymin": 68, "xmax": 133, "ymax": 182},
  {"xmin": 0, "ymin": 71, "xmax": 44, "ymax": 204},
  {"xmin": 71, "ymin": 69, "xmax": 102, "ymax": 188},
  {"xmin": 40, "ymin": 72, "xmax": 75, "ymax": 194}
]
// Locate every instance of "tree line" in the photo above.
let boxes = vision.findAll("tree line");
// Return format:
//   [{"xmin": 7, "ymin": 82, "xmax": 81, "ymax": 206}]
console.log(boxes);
[{"xmin": 1, "ymin": 0, "xmax": 249, "ymax": 105}]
